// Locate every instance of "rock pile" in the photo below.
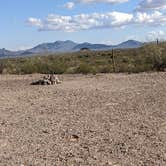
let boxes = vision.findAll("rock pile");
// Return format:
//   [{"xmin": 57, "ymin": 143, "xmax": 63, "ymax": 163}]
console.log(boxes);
[{"xmin": 31, "ymin": 74, "xmax": 62, "ymax": 85}]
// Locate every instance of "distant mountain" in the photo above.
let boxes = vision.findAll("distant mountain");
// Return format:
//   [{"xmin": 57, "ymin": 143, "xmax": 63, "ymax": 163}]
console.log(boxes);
[
  {"xmin": 73, "ymin": 42, "xmax": 112, "ymax": 50},
  {"xmin": 0, "ymin": 40, "xmax": 143, "ymax": 58},
  {"xmin": 73, "ymin": 40, "xmax": 143, "ymax": 50},
  {"xmin": 0, "ymin": 48, "xmax": 15, "ymax": 57},
  {"xmin": 26, "ymin": 40, "xmax": 77, "ymax": 54},
  {"xmin": 115, "ymin": 40, "xmax": 143, "ymax": 49},
  {"xmin": 0, "ymin": 48, "xmax": 23, "ymax": 58}
]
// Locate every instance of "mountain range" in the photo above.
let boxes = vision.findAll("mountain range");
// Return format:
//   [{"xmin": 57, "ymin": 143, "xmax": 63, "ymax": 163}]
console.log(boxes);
[{"xmin": 0, "ymin": 40, "xmax": 143, "ymax": 58}]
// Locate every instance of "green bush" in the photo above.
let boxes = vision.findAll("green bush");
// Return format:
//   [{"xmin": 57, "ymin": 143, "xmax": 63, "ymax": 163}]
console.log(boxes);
[
  {"xmin": 99, "ymin": 65, "xmax": 113, "ymax": 73},
  {"xmin": 76, "ymin": 63, "xmax": 94, "ymax": 74},
  {"xmin": 0, "ymin": 63, "xmax": 6, "ymax": 74}
]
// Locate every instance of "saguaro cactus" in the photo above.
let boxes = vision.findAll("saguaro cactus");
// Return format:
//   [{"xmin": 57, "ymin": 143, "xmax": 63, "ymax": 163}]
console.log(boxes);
[
  {"xmin": 112, "ymin": 49, "xmax": 116, "ymax": 72},
  {"xmin": 157, "ymin": 38, "xmax": 159, "ymax": 45}
]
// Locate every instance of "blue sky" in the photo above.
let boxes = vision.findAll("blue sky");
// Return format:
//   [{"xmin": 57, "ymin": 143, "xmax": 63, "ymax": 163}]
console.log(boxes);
[{"xmin": 0, "ymin": 0, "xmax": 166, "ymax": 50}]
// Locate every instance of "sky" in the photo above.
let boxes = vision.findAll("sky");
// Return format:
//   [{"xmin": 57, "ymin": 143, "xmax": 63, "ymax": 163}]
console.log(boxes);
[{"xmin": 0, "ymin": 0, "xmax": 166, "ymax": 50}]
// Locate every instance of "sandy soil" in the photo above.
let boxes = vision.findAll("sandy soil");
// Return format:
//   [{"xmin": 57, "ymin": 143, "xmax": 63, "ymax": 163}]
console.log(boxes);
[{"xmin": 0, "ymin": 73, "xmax": 166, "ymax": 166}]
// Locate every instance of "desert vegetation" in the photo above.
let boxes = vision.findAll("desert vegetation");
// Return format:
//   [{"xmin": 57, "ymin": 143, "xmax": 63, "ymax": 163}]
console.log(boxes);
[{"xmin": 0, "ymin": 42, "xmax": 166, "ymax": 75}]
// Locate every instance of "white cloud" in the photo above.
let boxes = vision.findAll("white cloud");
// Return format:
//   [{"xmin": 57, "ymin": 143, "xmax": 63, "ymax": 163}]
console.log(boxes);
[
  {"xmin": 27, "ymin": 10, "xmax": 166, "ymax": 32},
  {"xmin": 62, "ymin": 0, "xmax": 128, "ymax": 10},
  {"xmin": 77, "ymin": 0, "xmax": 129, "ymax": 4},
  {"xmin": 64, "ymin": 2, "xmax": 75, "ymax": 9},
  {"xmin": 27, "ymin": 12, "xmax": 133, "ymax": 32},
  {"xmin": 135, "ymin": 11, "xmax": 166, "ymax": 26},
  {"xmin": 27, "ymin": 17, "xmax": 42, "ymax": 27},
  {"xmin": 136, "ymin": 0, "xmax": 166, "ymax": 11},
  {"xmin": 147, "ymin": 30, "xmax": 166, "ymax": 41}
]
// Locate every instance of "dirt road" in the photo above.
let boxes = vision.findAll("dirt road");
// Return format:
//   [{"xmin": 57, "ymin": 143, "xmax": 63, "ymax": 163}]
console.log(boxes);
[{"xmin": 0, "ymin": 73, "xmax": 166, "ymax": 166}]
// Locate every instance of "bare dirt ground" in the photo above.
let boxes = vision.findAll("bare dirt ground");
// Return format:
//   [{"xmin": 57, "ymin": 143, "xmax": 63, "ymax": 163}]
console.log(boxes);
[{"xmin": 0, "ymin": 73, "xmax": 166, "ymax": 166}]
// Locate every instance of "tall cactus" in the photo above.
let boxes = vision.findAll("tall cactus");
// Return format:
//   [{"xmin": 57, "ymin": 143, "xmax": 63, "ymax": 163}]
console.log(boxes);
[{"xmin": 112, "ymin": 49, "xmax": 116, "ymax": 72}]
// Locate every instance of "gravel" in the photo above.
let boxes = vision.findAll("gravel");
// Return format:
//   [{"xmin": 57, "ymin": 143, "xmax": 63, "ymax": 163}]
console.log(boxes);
[{"xmin": 0, "ymin": 73, "xmax": 166, "ymax": 166}]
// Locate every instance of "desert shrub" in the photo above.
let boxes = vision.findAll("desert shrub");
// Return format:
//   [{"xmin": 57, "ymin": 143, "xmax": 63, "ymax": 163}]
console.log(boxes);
[
  {"xmin": 94, "ymin": 59, "xmax": 108, "ymax": 65},
  {"xmin": 20, "ymin": 61, "xmax": 37, "ymax": 74},
  {"xmin": 99, "ymin": 65, "xmax": 113, "ymax": 73},
  {"xmin": 65, "ymin": 67, "xmax": 77, "ymax": 74},
  {"xmin": 76, "ymin": 63, "xmax": 95, "ymax": 74},
  {"xmin": 142, "ymin": 45, "xmax": 166, "ymax": 71},
  {"xmin": 152, "ymin": 56, "xmax": 166, "ymax": 71},
  {"xmin": 50, "ymin": 63, "xmax": 67, "ymax": 74},
  {"xmin": 0, "ymin": 63, "xmax": 6, "ymax": 74}
]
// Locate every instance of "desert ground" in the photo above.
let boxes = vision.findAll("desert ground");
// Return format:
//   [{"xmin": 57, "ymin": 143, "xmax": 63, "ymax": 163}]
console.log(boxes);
[{"xmin": 0, "ymin": 73, "xmax": 166, "ymax": 166}]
